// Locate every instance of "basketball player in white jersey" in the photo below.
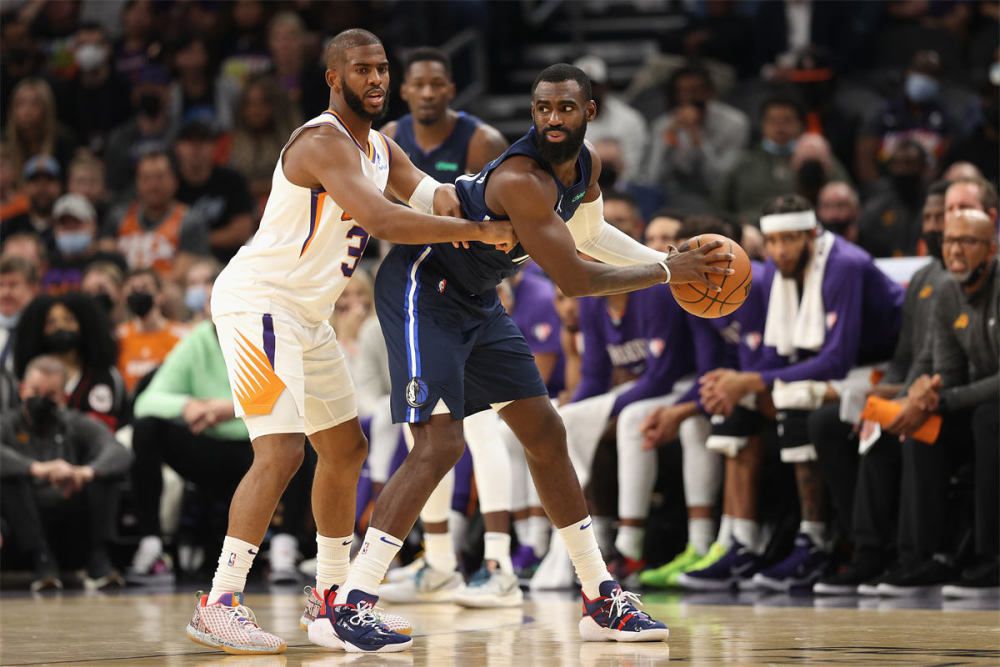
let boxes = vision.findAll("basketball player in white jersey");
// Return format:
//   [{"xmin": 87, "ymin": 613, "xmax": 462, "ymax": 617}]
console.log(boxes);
[{"xmin": 184, "ymin": 29, "xmax": 513, "ymax": 655}]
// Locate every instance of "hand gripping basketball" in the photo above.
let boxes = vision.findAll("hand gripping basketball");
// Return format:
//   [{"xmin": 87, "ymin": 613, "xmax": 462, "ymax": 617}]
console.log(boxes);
[{"xmin": 668, "ymin": 234, "xmax": 752, "ymax": 318}]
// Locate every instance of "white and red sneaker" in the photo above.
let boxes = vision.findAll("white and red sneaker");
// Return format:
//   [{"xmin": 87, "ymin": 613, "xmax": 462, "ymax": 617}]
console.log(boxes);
[{"xmin": 186, "ymin": 592, "xmax": 286, "ymax": 655}]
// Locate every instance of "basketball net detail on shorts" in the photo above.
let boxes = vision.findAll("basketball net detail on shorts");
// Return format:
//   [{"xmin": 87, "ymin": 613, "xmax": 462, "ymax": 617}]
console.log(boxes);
[{"xmin": 233, "ymin": 332, "xmax": 285, "ymax": 415}]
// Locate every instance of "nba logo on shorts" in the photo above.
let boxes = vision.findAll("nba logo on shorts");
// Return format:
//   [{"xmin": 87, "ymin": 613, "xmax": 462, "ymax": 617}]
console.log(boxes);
[{"xmin": 406, "ymin": 377, "xmax": 429, "ymax": 408}]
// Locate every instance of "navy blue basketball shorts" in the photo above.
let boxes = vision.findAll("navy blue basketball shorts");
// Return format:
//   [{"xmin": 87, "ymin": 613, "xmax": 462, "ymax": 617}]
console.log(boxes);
[{"xmin": 375, "ymin": 245, "xmax": 548, "ymax": 424}]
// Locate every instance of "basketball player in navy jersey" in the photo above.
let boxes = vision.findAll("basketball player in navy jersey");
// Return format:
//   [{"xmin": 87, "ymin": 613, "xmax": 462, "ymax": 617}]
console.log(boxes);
[
  {"xmin": 380, "ymin": 47, "xmax": 524, "ymax": 607},
  {"xmin": 312, "ymin": 63, "xmax": 731, "ymax": 653}
]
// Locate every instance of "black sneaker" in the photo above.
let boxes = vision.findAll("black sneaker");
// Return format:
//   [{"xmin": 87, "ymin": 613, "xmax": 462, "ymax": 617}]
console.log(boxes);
[
  {"xmin": 31, "ymin": 551, "xmax": 63, "ymax": 593},
  {"xmin": 858, "ymin": 562, "xmax": 910, "ymax": 596},
  {"xmin": 942, "ymin": 559, "xmax": 1000, "ymax": 599},
  {"xmin": 878, "ymin": 556, "xmax": 954, "ymax": 597},
  {"xmin": 814, "ymin": 558, "xmax": 885, "ymax": 596},
  {"xmin": 84, "ymin": 548, "xmax": 124, "ymax": 591}
]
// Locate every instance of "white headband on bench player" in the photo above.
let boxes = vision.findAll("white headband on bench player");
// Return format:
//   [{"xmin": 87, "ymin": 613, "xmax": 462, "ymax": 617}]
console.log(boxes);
[{"xmin": 759, "ymin": 210, "xmax": 818, "ymax": 234}]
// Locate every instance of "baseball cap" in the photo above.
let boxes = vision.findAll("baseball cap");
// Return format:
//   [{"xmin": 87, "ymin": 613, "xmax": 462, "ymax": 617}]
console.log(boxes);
[
  {"xmin": 177, "ymin": 118, "xmax": 219, "ymax": 142},
  {"xmin": 53, "ymin": 193, "xmax": 96, "ymax": 223},
  {"xmin": 23, "ymin": 155, "xmax": 61, "ymax": 180}
]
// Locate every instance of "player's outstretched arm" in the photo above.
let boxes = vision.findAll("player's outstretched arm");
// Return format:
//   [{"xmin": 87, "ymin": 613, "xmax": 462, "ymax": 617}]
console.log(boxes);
[
  {"xmin": 287, "ymin": 126, "xmax": 513, "ymax": 247},
  {"xmin": 491, "ymin": 169, "xmax": 732, "ymax": 297}
]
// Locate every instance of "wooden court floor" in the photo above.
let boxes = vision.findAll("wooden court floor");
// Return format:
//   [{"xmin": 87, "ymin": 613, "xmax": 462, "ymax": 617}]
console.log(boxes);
[{"xmin": 1, "ymin": 590, "xmax": 999, "ymax": 666}]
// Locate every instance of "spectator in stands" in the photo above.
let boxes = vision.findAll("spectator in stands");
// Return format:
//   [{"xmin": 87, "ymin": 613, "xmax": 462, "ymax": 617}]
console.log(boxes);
[
  {"xmin": 0, "ymin": 141, "xmax": 29, "ymax": 224},
  {"xmin": 331, "ymin": 269, "xmax": 374, "ymax": 379},
  {"xmin": 102, "ymin": 150, "xmax": 209, "ymax": 280},
  {"xmin": 944, "ymin": 161, "xmax": 984, "ymax": 182},
  {"xmin": 13, "ymin": 293, "xmax": 125, "ymax": 430},
  {"xmin": 601, "ymin": 191, "xmax": 646, "ymax": 245},
  {"xmin": 229, "ymin": 74, "xmax": 298, "ymax": 203},
  {"xmin": 646, "ymin": 63, "xmax": 749, "ymax": 213},
  {"xmin": 0, "ymin": 256, "xmax": 39, "ymax": 373},
  {"xmin": 129, "ymin": 291, "xmax": 312, "ymax": 585},
  {"xmin": 944, "ymin": 82, "xmax": 999, "ymax": 185},
  {"xmin": 169, "ymin": 35, "xmax": 233, "ymax": 130},
  {"xmin": 81, "ymin": 261, "xmax": 127, "ymax": 325},
  {"xmin": 643, "ymin": 210, "xmax": 682, "ymax": 252},
  {"xmin": 717, "ymin": 96, "xmax": 848, "ymax": 224},
  {"xmin": 1, "ymin": 232, "xmax": 47, "ymax": 281},
  {"xmin": 593, "ymin": 139, "xmax": 664, "ymax": 222},
  {"xmin": 858, "ymin": 140, "xmax": 929, "ymax": 258},
  {"xmin": 0, "ymin": 355, "xmax": 132, "ymax": 592},
  {"xmin": 791, "ymin": 134, "xmax": 847, "ymax": 206},
  {"xmin": 104, "ymin": 65, "xmax": 177, "ymax": 194},
  {"xmin": 3, "ymin": 78, "xmax": 76, "ymax": 177},
  {"xmin": 0, "ymin": 14, "xmax": 45, "ymax": 114},
  {"xmin": 118, "ymin": 268, "xmax": 187, "ymax": 394},
  {"xmin": 58, "ymin": 22, "xmax": 131, "ymax": 154},
  {"xmin": 816, "ymin": 181, "xmax": 861, "ymax": 243},
  {"xmin": 113, "ymin": 0, "xmax": 157, "ymax": 88},
  {"xmin": 67, "ymin": 152, "xmax": 110, "ymax": 227},
  {"xmin": 2, "ymin": 156, "xmax": 63, "ymax": 251},
  {"xmin": 173, "ymin": 120, "xmax": 255, "ymax": 263},
  {"xmin": 267, "ymin": 11, "xmax": 326, "ymax": 122},
  {"xmin": 182, "ymin": 257, "xmax": 221, "ymax": 324},
  {"xmin": 574, "ymin": 55, "xmax": 648, "ymax": 184},
  {"xmin": 856, "ymin": 50, "xmax": 952, "ymax": 191},
  {"xmin": 44, "ymin": 193, "xmax": 125, "ymax": 294}
]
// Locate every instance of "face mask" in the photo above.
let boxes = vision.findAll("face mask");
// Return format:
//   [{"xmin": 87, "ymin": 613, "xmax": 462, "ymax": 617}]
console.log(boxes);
[
  {"xmin": 184, "ymin": 285, "xmax": 208, "ymax": 313},
  {"xmin": 0, "ymin": 312, "xmax": 20, "ymax": 329},
  {"xmin": 905, "ymin": 73, "xmax": 940, "ymax": 104},
  {"xmin": 797, "ymin": 159, "xmax": 826, "ymax": 195},
  {"xmin": 55, "ymin": 230, "xmax": 94, "ymax": 257},
  {"xmin": 75, "ymin": 43, "xmax": 107, "ymax": 72},
  {"xmin": 922, "ymin": 230, "xmax": 943, "ymax": 260},
  {"xmin": 93, "ymin": 292, "xmax": 115, "ymax": 314},
  {"xmin": 823, "ymin": 218, "xmax": 854, "ymax": 236},
  {"xmin": 24, "ymin": 395, "xmax": 58, "ymax": 428},
  {"xmin": 138, "ymin": 92, "xmax": 163, "ymax": 118},
  {"xmin": 44, "ymin": 329, "xmax": 79, "ymax": 353},
  {"xmin": 762, "ymin": 137, "xmax": 796, "ymax": 157},
  {"xmin": 957, "ymin": 258, "xmax": 991, "ymax": 288},
  {"xmin": 127, "ymin": 291, "xmax": 155, "ymax": 317},
  {"xmin": 597, "ymin": 163, "xmax": 620, "ymax": 190}
]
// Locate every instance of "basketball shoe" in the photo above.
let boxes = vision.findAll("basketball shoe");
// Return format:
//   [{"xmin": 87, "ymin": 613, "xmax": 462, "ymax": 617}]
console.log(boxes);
[
  {"xmin": 379, "ymin": 563, "xmax": 464, "ymax": 603},
  {"xmin": 185, "ymin": 592, "xmax": 286, "ymax": 655},
  {"xmin": 943, "ymin": 559, "xmax": 1000, "ymax": 599},
  {"xmin": 300, "ymin": 585, "xmax": 412, "ymax": 634},
  {"xmin": 511, "ymin": 545, "xmax": 541, "ymax": 580},
  {"xmin": 752, "ymin": 533, "xmax": 830, "ymax": 592},
  {"xmin": 579, "ymin": 581, "xmax": 669, "ymax": 642},
  {"xmin": 677, "ymin": 540, "xmax": 763, "ymax": 591},
  {"xmin": 453, "ymin": 561, "xmax": 523, "ymax": 608},
  {"xmin": 308, "ymin": 588, "xmax": 413, "ymax": 653},
  {"xmin": 640, "ymin": 542, "xmax": 724, "ymax": 589},
  {"xmin": 386, "ymin": 556, "xmax": 425, "ymax": 584},
  {"xmin": 125, "ymin": 536, "xmax": 174, "ymax": 585}
]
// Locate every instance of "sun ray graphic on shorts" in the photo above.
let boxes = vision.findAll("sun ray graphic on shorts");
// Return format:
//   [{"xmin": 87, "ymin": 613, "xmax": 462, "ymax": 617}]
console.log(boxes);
[{"xmin": 232, "ymin": 332, "xmax": 285, "ymax": 416}]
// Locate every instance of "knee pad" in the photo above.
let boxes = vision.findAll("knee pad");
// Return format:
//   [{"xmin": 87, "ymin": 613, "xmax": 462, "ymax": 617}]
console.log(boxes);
[{"xmin": 706, "ymin": 406, "xmax": 762, "ymax": 458}]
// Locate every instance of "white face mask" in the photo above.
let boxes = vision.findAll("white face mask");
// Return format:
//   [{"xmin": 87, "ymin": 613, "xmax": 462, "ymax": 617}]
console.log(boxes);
[{"xmin": 75, "ymin": 43, "xmax": 108, "ymax": 72}]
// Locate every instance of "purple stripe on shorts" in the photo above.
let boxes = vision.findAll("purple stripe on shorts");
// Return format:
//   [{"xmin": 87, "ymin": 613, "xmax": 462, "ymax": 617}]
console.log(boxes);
[{"xmin": 262, "ymin": 314, "xmax": 276, "ymax": 369}]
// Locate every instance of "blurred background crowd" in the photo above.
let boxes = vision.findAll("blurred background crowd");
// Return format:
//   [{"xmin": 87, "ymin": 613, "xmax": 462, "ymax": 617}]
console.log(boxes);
[{"xmin": 0, "ymin": 0, "xmax": 997, "ymax": 602}]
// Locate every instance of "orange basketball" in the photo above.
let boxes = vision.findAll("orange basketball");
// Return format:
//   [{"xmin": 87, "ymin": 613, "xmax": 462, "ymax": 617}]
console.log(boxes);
[{"xmin": 669, "ymin": 233, "xmax": 751, "ymax": 318}]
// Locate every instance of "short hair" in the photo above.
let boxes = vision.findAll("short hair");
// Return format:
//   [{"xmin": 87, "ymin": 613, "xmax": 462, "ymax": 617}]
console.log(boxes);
[
  {"xmin": 127, "ymin": 266, "xmax": 162, "ymax": 291},
  {"xmin": 761, "ymin": 193, "xmax": 813, "ymax": 217},
  {"xmin": 24, "ymin": 354, "xmax": 68, "ymax": 385},
  {"xmin": 603, "ymin": 190, "xmax": 639, "ymax": 211},
  {"xmin": 820, "ymin": 181, "xmax": 860, "ymax": 207},
  {"xmin": 325, "ymin": 28, "xmax": 382, "ymax": 69},
  {"xmin": 185, "ymin": 256, "xmax": 223, "ymax": 286},
  {"xmin": 83, "ymin": 260, "xmax": 124, "ymax": 287},
  {"xmin": 680, "ymin": 215, "xmax": 739, "ymax": 243},
  {"xmin": 666, "ymin": 62, "xmax": 713, "ymax": 107},
  {"xmin": 136, "ymin": 148, "xmax": 176, "ymax": 176},
  {"xmin": 532, "ymin": 63, "xmax": 592, "ymax": 101},
  {"xmin": 760, "ymin": 95, "xmax": 806, "ymax": 125},
  {"xmin": 927, "ymin": 179, "xmax": 951, "ymax": 197},
  {"xmin": 405, "ymin": 47, "xmax": 451, "ymax": 77},
  {"xmin": 0, "ymin": 255, "xmax": 39, "ymax": 284},
  {"xmin": 949, "ymin": 176, "xmax": 1000, "ymax": 212},
  {"xmin": 2, "ymin": 232, "xmax": 48, "ymax": 265}
]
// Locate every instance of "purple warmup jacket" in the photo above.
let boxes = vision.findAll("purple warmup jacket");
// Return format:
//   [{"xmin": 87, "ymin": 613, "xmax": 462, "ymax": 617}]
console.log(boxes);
[
  {"xmin": 510, "ymin": 269, "xmax": 565, "ymax": 396},
  {"xmin": 573, "ymin": 284, "xmax": 694, "ymax": 416}
]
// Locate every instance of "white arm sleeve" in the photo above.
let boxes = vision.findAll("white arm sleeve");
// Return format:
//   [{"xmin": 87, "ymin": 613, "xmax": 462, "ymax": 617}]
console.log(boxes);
[{"xmin": 566, "ymin": 195, "xmax": 668, "ymax": 267}]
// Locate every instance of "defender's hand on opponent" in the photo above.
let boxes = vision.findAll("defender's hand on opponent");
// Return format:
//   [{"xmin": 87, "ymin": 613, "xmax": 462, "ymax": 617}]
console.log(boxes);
[
  {"xmin": 667, "ymin": 239, "xmax": 734, "ymax": 291},
  {"xmin": 434, "ymin": 185, "xmax": 518, "ymax": 252}
]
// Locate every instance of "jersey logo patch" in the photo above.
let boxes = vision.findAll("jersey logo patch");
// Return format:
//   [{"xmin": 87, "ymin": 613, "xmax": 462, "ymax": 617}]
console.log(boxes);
[
  {"xmin": 434, "ymin": 161, "xmax": 459, "ymax": 172},
  {"xmin": 648, "ymin": 338, "xmax": 666, "ymax": 358},
  {"xmin": 919, "ymin": 285, "xmax": 933, "ymax": 299},
  {"xmin": 954, "ymin": 313, "xmax": 969, "ymax": 329},
  {"xmin": 438, "ymin": 279, "xmax": 447, "ymax": 294},
  {"xmin": 406, "ymin": 377, "xmax": 429, "ymax": 408},
  {"xmin": 533, "ymin": 323, "xmax": 552, "ymax": 342},
  {"xmin": 826, "ymin": 312, "xmax": 838, "ymax": 330}
]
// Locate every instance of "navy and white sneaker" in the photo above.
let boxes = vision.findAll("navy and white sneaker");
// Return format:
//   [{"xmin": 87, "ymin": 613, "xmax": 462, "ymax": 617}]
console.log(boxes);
[
  {"xmin": 677, "ymin": 540, "xmax": 764, "ymax": 591},
  {"xmin": 753, "ymin": 533, "xmax": 830, "ymax": 592},
  {"xmin": 308, "ymin": 588, "xmax": 413, "ymax": 653},
  {"xmin": 579, "ymin": 580, "xmax": 669, "ymax": 642}
]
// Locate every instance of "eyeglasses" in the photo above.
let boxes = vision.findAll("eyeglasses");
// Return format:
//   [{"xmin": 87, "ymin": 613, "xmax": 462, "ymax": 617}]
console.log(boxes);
[{"xmin": 942, "ymin": 236, "xmax": 991, "ymax": 250}]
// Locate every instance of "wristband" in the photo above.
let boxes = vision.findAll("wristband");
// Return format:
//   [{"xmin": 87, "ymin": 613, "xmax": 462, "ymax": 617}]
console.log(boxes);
[
  {"xmin": 408, "ymin": 175, "xmax": 442, "ymax": 214},
  {"xmin": 658, "ymin": 258, "xmax": 671, "ymax": 284}
]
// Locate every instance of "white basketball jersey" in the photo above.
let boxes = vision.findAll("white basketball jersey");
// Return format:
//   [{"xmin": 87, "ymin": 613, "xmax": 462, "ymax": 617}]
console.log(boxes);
[{"xmin": 212, "ymin": 111, "xmax": 391, "ymax": 323}]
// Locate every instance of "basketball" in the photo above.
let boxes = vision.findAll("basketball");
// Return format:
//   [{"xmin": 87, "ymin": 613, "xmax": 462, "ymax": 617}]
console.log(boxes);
[{"xmin": 669, "ymin": 234, "xmax": 751, "ymax": 319}]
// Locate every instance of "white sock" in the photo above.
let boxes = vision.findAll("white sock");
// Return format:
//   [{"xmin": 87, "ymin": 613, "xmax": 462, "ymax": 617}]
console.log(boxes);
[
  {"xmin": 514, "ymin": 518, "xmax": 532, "ymax": 546},
  {"xmin": 133, "ymin": 535, "xmax": 163, "ymax": 568},
  {"xmin": 340, "ymin": 528, "xmax": 403, "ymax": 601},
  {"xmin": 732, "ymin": 519, "xmax": 761, "ymax": 554},
  {"xmin": 209, "ymin": 536, "xmax": 258, "ymax": 603},
  {"xmin": 688, "ymin": 518, "xmax": 715, "ymax": 555},
  {"xmin": 558, "ymin": 516, "xmax": 611, "ymax": 599},
  {"xmin": 316, "ymin": 533, "xmax": 352, "ymax": 594},
  {"xmin": 800, "ymin": 520, "xmax": 828, "ymax": 551},
  {"xmin": 717, "ymin": 515, "xmax": 734, "ymax": 546},
  {"xmin": 528, "ymin": 515, "xmax": 550, "ymax": 556},
  {"xmin": 592, "ymin": 516, "xmax": 616, "ymax": 557},
  {"xmin": 614, "ymin": 525, "xmax": 645, "ymax": 561},
  {"xmin": 424, "ymin": 531, "xmax": 457, "ymax": 572},
  {"xmin": 484, "ymin": 532, "xmax": 513, "ymax": 574}
]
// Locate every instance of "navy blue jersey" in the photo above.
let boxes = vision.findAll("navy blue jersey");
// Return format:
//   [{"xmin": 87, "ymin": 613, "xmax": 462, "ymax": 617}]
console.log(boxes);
[
  {"xmin": 422, "ymin": 127, "xmax": 592, "ymax": 296},
  {"xmin": 393, "ymin": 111, "xmax": 481, "ymax": 183}
]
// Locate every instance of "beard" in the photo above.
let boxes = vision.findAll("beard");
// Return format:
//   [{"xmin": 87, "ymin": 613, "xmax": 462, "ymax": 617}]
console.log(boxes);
[
  {"xmin": 532, "ymin": 122, "xmax": 587, "ymax": 165},
  {"xmin": 343, "ymin": 84, "xmax": 387, "ymax": 122},
  {"xmin": 778, "ymin": 244, "xmax": 812, "ymax": 279}
]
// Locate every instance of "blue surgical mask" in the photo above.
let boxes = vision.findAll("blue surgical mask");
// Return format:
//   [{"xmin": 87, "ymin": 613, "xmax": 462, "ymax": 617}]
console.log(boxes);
[
  {"xmin": 0, "ymin": 312, "xmax": 20, "ymax": 330},
  {"xmin": 761, "ymin": 137, "xmax": 796, "ymax": 156},
  {"xmin": 55, "ymin": 230, "xmax": 94, "ymax": 257},
  {"xmin": 184, "ymin": 285, "xmax": 208, "ymax": 314},
  {"xmin": 905, "ymin": 72, "xmax": 939, "ymax": 104}
]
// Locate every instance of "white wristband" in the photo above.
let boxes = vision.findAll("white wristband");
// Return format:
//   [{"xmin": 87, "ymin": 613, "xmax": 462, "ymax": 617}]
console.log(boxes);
[
  {"xmin": 408, "ymin": 175, "xmax": 442, "ymax": 214},
  {"xmin": 658, "ymin": 258, "xmax": 671, "ymax": 284}
]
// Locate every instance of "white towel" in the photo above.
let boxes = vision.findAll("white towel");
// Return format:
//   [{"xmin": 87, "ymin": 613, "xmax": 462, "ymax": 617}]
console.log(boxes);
[{"xmin": 763, "ymin": 231, "xmax": 835, "ymax": 357}]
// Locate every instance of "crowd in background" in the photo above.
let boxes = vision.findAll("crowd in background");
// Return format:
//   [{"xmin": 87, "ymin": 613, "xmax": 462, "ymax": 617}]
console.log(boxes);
[{"xmin": 0, "ymin": 0, "xmax": 997, "ymax": 598}]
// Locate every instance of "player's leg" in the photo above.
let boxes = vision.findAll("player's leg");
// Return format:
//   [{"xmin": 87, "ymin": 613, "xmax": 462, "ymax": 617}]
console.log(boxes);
[{"xmin": 505, "ymin": 421, "xmax": 549, "ymax": 573}]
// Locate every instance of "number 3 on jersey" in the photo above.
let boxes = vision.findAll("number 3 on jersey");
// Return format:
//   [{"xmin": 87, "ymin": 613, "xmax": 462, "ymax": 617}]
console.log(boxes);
[{"xmin": 341, "ymin": 211, "xmax": 370, "ymax": 277}]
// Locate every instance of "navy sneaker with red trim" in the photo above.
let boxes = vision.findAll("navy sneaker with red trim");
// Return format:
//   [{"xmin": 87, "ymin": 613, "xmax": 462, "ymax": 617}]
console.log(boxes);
[
  {"xmin": 579, "ymin": 580, "xmax": 669, "ymax": 642},
  {"xmin": 307, "ymin": 587, "xmax": 412, "ymax": 653}
]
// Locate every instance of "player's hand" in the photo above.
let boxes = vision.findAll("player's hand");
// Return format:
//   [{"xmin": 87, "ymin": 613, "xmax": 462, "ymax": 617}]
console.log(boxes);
[
  {"xmin": 666, "ymin": 240, "xmax": 733, "ymax": 292},
  {"xmin": 432, "ymin": 184, "xmax": 462, "ymax": 218},
  {"xmin": 183, "ymin": 399, "xmax": 212, "ymax": 432},
  {"xmin": 885, "ymin": 398, "xmax": 931, "ymax": 439},
  {"xmin": 478, "ymin": 219, "xmax": 517, "ymax": 253},
  {"xmin": 640, "ymin": 405, "xmax": 684, "ymax": 450},
  {"xmin": 907, "ymin": 374, "xmax": 942, "ymax": 412}
]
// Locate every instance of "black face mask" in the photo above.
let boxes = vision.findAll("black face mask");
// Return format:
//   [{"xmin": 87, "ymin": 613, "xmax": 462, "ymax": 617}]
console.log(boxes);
[
  {"xmin": 24, "ymin": 395, "xmax": 58, "ymax": 428},
  {"xmin": 44, "ymin": 329, "xmax": 80, "ymax": 354},
  {"xmin": 93, "ymin": 292, "xmax": 115, "ymax": 314},
  {"xmin": 823, "ymin": 218, "xmax": 854, "ymax": 236},
  {"xmin": 891, "ymin": 173, "xmax": 923, "ymax": 203},
  {"xmin": 598, "ymin": 163, "xmax": 620, "ymax": 189},
  {"xmin": 961, "ymin": 259, "xmax": 991, "ymax": 288},
  {"xmin": 127, "ymin": 291, "xmax": 155, "ymax": 317},
  {"xmin": 138, "ymin": 92, "xmax": 163, "ymax": 118},
  {"xmin": 797, "ymin": 160, "xmax": 826, "ymax": 200},
  {"xmin": 922, "ymin": 230, "xmax": 943, "ymax": 260}
]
